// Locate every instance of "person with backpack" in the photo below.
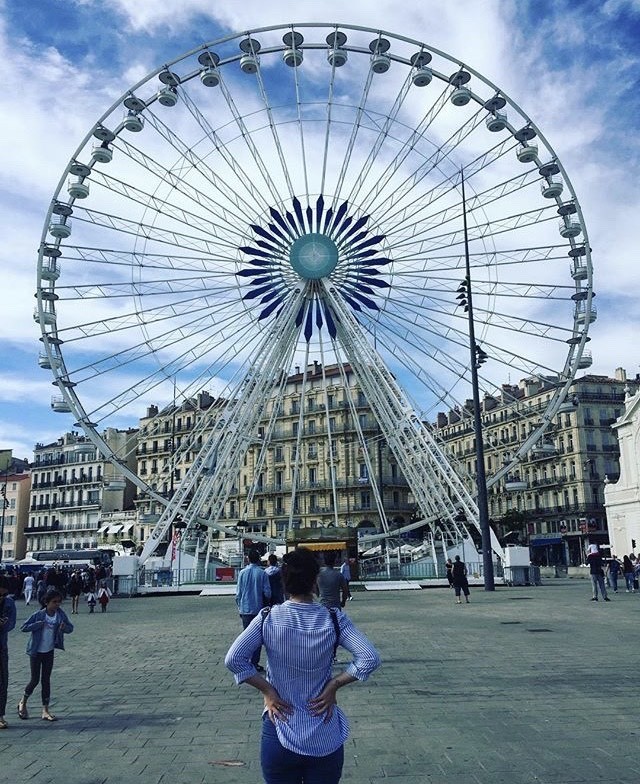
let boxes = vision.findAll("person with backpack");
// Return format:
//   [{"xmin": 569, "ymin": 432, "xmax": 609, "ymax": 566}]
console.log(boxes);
[{"xmin": 225, "ymin": 547, "xmax": 380, "ymax": 784}]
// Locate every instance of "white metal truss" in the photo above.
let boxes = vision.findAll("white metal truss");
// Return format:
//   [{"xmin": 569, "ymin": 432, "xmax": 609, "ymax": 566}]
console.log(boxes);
[
  {"xmin": 321, "ymin": 279, "xmax": 504, "ymax": 559},
  {"xmin": 139, "ymin": 286, "xmax": 307, "ymax": 562}
]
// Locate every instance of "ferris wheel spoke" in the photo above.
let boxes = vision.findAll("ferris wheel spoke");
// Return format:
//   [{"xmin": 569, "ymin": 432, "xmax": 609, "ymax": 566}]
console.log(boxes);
[
  {"xmin": 111, "ymin": 135, "xmax": 255, "ymax": 236},
  {"xmin": 176, "ymin": 85, "xmax": 274, "ymax": 217},
  {"xmin": 65, "ymin": 301, "xmax": 256, "ymax": 389},
  {"xmin": 140, "ymin": 107, "xmax": 267, "ymax": 232},
  {"xmin": 213, "ymin": 72, "xmax": 292, "ymax": 209},
  {"xmin": 65, "ymin": 246, "xmax": 241, "ymax": 275},
  {"xmin": 343, "ymin": 75, "xmax": 413, "ymax": 209},
  {"xmin": 385, "ymin": 203, "xmax": 558, "ymax": 257},
  {"xmin": 330, "ymin": 66, "xmax": 376, "ymax": 209},
  {"xmin": 382, "ymin": 165, "xmax": 541, "ymax": 244},
  {"xmin": 356, "ymin": 80, "xmax": 452, "ymax": 213},
  {"xmin": 360, "ymin": 104, "xmax": 486, "ymax": 223},
  {"xmin": 86, "ymin": 169, "xmax": 246, "ymax": 248},
  {"xmin": 76, "ymin": 316, "xmax": 260, "ymax": 425},
  {"xmin": 72, "ymin": 206, "xmax": 240, "ymax": 256}
]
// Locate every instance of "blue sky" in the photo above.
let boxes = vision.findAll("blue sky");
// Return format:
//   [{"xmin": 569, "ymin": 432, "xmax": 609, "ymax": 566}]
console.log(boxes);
[{"xmin": 1, "ymin": 0, "xmax": 639, "ymax": 461}]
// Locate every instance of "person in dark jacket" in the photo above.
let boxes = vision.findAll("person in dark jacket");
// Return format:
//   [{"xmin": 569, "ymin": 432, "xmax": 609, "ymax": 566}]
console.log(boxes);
[
  {"xmin": 587, "ymin": 544, "xmax": 609, "ymax": 602},
  {"xmin": 0, "ymin": 576, "xmax": 17, "ymax": 729},
  {"xmin": 265, "ymin": 554, "xmax": 285, "ymax": 605},
  {"xmin": 18, "ymin": 587, "xmax": 73, "ymax": 722},
  {"xmin": 451, "ymin": 556, "xmax": 470, "ymax": 604}
]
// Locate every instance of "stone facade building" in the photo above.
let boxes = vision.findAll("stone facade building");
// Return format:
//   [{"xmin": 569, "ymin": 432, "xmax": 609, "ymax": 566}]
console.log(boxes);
[
  {"xmin": 433, "ymin": 369, "xmax": 637, "ymax": 566},
  {"xmin": 25, "ymin": 429, "xmax": 137, "ymax": 554},
  {"xmin": 135, "ymin": 365, "xmax": 413, "ymax": 552},
  {"xmin": 0, "ymin": 462, "xmax": 31, "ymax": 562}
]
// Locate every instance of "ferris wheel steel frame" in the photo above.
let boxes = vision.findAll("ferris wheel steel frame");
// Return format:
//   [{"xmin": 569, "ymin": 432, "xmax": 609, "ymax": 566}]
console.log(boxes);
[{"xmin": 35, "ymin": 22, "xmax": 594, "ymax": 565}]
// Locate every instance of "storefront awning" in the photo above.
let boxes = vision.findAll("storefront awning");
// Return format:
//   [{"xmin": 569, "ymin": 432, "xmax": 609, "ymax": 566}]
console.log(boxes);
[
  {"xmin": 107, "ymin": 524, "xmax": 123, "ymax": 534},
  {"xmin": 297, "ymin": 541, "xmax": 347, "ymax": 551},
  {"xmin": 530, "ymin": 537, "xmax": 563, "ymax": 547}
]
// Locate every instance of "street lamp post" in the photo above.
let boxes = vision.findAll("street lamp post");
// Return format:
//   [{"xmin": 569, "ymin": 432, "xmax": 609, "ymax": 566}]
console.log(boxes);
[
  {"xmin": 0, "ymin": 456, "xmax": 10, "ymax": 562},
  {"xmin": 457, "ymin": 169, "xmax": 495, "ymax": 591}
]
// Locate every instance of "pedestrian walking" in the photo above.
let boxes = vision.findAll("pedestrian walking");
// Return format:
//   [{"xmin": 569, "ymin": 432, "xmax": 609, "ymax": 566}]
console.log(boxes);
[
  {"xmin": 235, "ymin": 549, "xmax": 271, "ymax": 672},
  {"xmin": 606, "ymin": 555, "xmax": 622, "ymax": 593},
  {"xmin": 85, "ymin": 590, "xmax": 97, "ymax": 613},
  {"xmin": 317, "ymin": 550, "xmax": 349, "ymax": 609},
  {"xmin": 451, "ymin": 556, "xmax": 470, "ymax": 604},
  {"xmin": 445, "ymin": 558, "xmax": 454, "ymax": 588},
  {"xmin": 622, "ymin": 555, "xmax": 635, "ymax": 593},
  {"xmin": 22, "ymin": 574, "xmax": 35, "ymax": 606},
  {"xmin": 265, "ymin": 554, "xmax": 285, "ymax": 606},
  {"xmin": 225, "ymin": 547, "xmax": 381, "ymax": 784},
  {"xmin": 67, "ymin": 571, "xmax": 83, "ymax": 614},
  {"xmin": 0, "ymin": 576, "xmax": 17, "ymax": 730},
  {"xmin": 35, "ymin": 576, "xmax": 47, "ymax": 607},
  {"xmin": 340, "ymin": 558, "xmax": 353, "ymax": 601},
  {"xmin": 587, "ymin": 544, "xmax": 610, "ymax": 601},
  {"xmin": 18, "ymin": 587, "xmax": 73, "ymax": 722},
  {"xmin": 97, "ymin": 583, "xmax": 112, "ymax": 613}
]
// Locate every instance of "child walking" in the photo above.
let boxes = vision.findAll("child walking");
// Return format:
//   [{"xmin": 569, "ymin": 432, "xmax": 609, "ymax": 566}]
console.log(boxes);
[
  {"xmin": 18, "ymin": 587, "xmax": 73, "ymax": 722},
  {"xmin": 97, "ymin": 584, "xmax": 112, "ymax": 613},
  {"xmin": 86, "ymin": 590, "xmax": 97, "ymax": 613}
]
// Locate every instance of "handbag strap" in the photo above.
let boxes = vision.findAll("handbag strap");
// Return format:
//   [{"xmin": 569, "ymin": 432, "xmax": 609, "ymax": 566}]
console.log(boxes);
[{"xmin": 260, "ymin": 606, "xmax": 341, "ymax": 658}]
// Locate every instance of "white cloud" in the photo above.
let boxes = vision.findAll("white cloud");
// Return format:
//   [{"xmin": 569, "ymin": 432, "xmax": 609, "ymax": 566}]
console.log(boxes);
[{"xmin": 1, "ymin": 0, "xmax": 639, "ymax": 462}]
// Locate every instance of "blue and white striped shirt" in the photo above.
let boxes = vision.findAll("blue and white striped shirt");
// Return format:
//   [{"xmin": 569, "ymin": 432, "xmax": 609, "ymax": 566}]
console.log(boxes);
[{"xmin": 225, "ymin": 600, "xmax": 381, "ymax": 757}]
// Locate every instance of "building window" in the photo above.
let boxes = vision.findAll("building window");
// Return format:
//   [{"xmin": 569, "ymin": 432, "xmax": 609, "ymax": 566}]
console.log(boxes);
[{"xmin": 360, "ymin": 492, "xmax": 371, "ymax": 509}]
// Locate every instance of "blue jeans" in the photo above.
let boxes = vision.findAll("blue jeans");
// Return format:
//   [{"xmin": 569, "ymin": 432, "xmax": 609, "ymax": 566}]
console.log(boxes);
[
  {"xmin": 609, "ymin": 572, "xmax": 619, "ymax": 592},
  {"xmin": 260, "ymin": 715, "xmax": 344, "ymax": 784},
  {"xmin": 624, "ymin": 573, "xmax": 635, "ymax": 591},
  {"xmin": 591, "ymin": 574, "xmax": 607, "ymax": 599},
  {"xmin": 240, "ymin": 614, "xmax": 261, "ymax": 667}
]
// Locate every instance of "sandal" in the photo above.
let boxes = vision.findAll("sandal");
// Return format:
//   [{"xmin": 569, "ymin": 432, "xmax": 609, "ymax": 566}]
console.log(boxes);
[
  {"xmin": 17, "ymin": 701, "xmax": 28, "ymax": 720},
  {"xmin": 42, "ymin": 712, "xmax": 57, "ymax": 722},
  {"xmin": 0, "ymin": 718, "xmax": 8, "ymax": 729}
]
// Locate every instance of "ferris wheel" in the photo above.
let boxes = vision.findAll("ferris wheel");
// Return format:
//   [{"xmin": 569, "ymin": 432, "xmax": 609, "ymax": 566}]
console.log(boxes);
[{"xmin": 35, "ymin": 22, "xmax": 594, "ymax": 561}]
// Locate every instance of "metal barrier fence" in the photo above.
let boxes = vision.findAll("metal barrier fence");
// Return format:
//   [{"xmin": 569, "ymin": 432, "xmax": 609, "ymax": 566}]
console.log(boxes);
[
  {"xmin": 130, "ymin": 560, "xmax": 505, "ymax": 592},
  {"xmin": 359, "ymin": 559, "xmax": 504, "ymax": 581}
]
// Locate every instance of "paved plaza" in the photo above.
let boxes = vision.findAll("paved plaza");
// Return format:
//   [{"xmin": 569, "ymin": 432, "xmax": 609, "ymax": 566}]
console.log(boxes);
[{"xmin": 1, "ymin": 580, "xmax": 638, "ymax": 784}]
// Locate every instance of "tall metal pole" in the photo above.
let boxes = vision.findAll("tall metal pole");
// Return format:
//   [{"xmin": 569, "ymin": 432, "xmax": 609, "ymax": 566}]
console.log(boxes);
[{"xmin": 461, "ymin": 169, "xmax": 495, "ymax": 591}]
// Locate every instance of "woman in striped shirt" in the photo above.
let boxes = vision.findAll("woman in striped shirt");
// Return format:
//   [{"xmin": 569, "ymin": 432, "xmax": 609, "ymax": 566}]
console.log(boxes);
[{"xmin": 225, "ymin": 547, "xmax": 381, "ymax": 784}]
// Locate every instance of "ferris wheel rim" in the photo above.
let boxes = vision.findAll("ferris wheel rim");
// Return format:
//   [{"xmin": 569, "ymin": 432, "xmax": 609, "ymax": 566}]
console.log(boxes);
[{"xmin": 35, "ymin": 21, "xmax": 594, "ymax": 541}]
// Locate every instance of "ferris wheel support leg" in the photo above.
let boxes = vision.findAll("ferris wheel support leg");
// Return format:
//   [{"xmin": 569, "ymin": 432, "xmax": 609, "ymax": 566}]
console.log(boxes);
[
  {"xmin": 321, "ymin": 281, "xmax": 504, "ymax": 561},
  {"xmin": 138, "ymin": 288, "xmax": 306, "ymax": 565}
]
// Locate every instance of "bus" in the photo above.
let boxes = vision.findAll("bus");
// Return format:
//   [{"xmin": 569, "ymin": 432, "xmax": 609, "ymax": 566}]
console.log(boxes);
[{"xmin": 18, "ymin": 548, "xmax": 113, "ymax": 570}]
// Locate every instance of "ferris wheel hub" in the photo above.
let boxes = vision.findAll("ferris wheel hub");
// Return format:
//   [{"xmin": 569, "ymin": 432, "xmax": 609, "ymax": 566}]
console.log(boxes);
[{"xmin": 289, "ymin": 233, "xmax": 339, "ymax": 280}]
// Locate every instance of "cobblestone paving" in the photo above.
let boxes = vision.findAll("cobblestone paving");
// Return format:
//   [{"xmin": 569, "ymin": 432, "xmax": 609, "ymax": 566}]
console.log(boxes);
[{"xmin": 1, "ymin": 580, "xmax": 638, "ymax": 784}]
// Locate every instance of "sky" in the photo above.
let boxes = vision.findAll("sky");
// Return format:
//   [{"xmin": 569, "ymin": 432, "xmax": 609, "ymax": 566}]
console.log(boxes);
[{"xmin": 1, "ymin": 0, "xmax": 639, "ymax": 462}]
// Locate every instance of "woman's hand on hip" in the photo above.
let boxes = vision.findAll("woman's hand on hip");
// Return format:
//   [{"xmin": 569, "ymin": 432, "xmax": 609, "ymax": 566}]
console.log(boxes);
[{"xmin": 263, "ymin": 686, "xmax": 293, "ymax": 723}]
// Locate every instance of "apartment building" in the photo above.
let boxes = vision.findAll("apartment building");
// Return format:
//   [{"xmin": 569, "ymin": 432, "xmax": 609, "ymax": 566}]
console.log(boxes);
[
  {"xmin": 0, "ymin": 451, "xmax": 31, "ymax": 561},
  {"xmin": 135, "ymin": 365, "xmax": 413, "ymax": 552},
  {"xmin": 433, "ymin": 368, "xmax": 637, "ymax": 566},
  {"xmin": 26, "ymin": 429, "xmax": 137, "ymax": 553}
]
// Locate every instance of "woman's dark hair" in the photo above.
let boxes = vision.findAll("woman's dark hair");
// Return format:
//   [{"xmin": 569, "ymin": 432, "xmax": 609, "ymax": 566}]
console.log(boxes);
[
  {"xmin": 43, "ymin": 587, "xmax": 63, "ymax": 604},
  {"xmin": 282, "ymin": 547, "xmax": 320, "ymax": 595}
]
